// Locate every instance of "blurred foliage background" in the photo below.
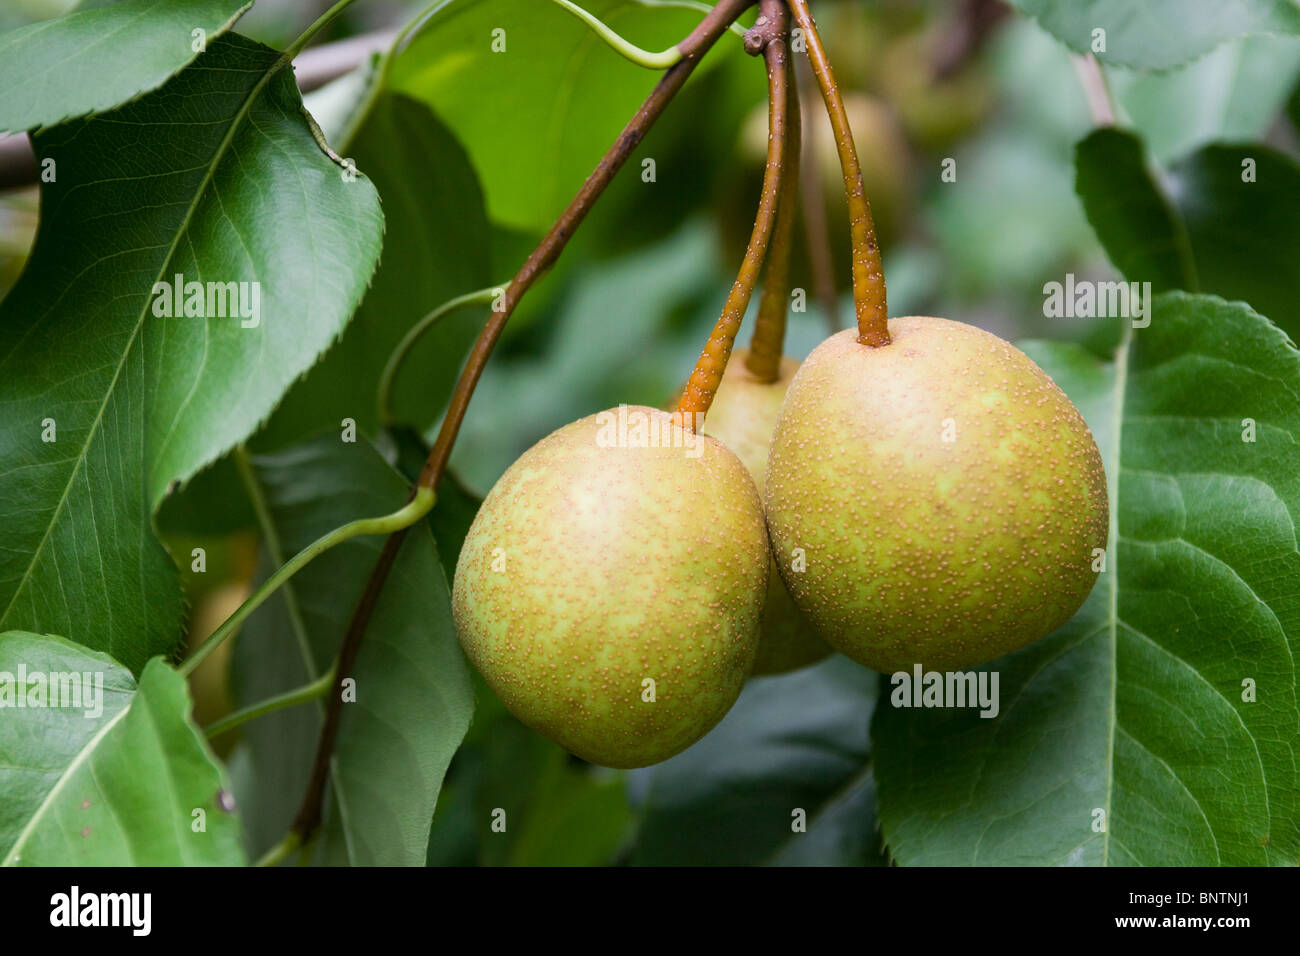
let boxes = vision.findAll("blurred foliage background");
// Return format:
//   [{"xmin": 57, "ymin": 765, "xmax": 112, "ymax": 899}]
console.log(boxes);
[{"xmin": 4, "ymin": 0, "xmax": 1298, "ymax": 865}]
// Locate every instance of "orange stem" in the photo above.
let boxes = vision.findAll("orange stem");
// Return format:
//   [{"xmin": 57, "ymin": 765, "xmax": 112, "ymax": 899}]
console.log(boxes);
[
  {"xmin": 677, "ymin": 0, "xmax": 790, "ymax": 422},
  {"xmin": 745, "ymin": 40, "xmax": 799, "ymax": 384},
  {"xmin": 787, "ymin": 0, "xmax": 889, "ymax": 346}
]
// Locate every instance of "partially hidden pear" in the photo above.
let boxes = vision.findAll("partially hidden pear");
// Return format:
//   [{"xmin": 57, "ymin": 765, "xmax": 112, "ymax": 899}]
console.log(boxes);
[
  {"xmin": 703, "ymin": 349, "xmax": 833, "ymax": 675},
  {"xmin": 452, "ymin": 406, "xmax": 769, "ymax": 768},
  {"xmin": 765, "ymin": 318, "xmax": 1108, "ymax": 673}
]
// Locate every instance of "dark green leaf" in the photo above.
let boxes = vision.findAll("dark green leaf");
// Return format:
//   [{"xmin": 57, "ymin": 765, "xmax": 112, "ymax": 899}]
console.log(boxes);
[
  {"xmin": 156, "ymin": 452, "xmax": 256, "ymax": 536},
  {"xmin": 0, "ymin": 0, "xmax": 250, "ymax": 133},
  {"xmin": 257, "ymin": 92, "xmax": 492, "ymax": 446},
  {"xmin": 631, "ymin": 655, "xmax": 884, "ymax": 866},
  {"xmin": 0, "ymin": 633, "xmax": 244, "ymax": 865},
  {"xmin": 1166, "ymin": 144, "xmax": 1300, "ymax": 341},
  {"xmin": 1008, "ymin": 0, "xmax": 1300, "ymax": 70},
  {"xmin": 428, "ymin": 698, "xmax": 632, "ymax": 867},
  {"xmin": 1075, "ymin": 128, "xmax": 1300, "ymax": 341},
  {"xmin": 229, "ymin": 436, "xmax": 474, "ymax": 866},
  {"xmin": 507, "ymin": 761, "xmax": 630, "ymax": 867},
  {"xmin": 874, "ymin": 294, "xmax": 1300, "ymax": 865},
  {"xmin": 0, "ymin": 33, "xmax": 383, "ymax": 671},
  {"xmin": 1073, "ymin": 128, "xmax": 1196, "ymax": 292}
]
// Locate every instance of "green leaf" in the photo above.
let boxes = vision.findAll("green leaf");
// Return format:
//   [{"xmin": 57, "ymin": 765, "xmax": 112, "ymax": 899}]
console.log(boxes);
[
  {"xmin": 1073, "ymin": 128, "xmax": 1196, "ymax": 292},
  {"xmin": 156, "ymin": 451, "xmax": 257, "ymax": 536},
  {"xmin": 873, "ymin": 294, "xmax": 1300, "ymax": 866},
  {"xmin": 256, "ymin": 91, "xmax": 492, "ymax": 446},
  {"xmin": 391, "ymin": 0, "xmax": 744, "ymax": 233},
  {"xmin": 630, "ymin": 655, "xmax": 885, "ymax": 866},
  {"xmin": 229, "ymin": 436, "xmax": 474, "ymax": 866},
  {"xmin": 1008, "ymin": 0, "xmax": 1300, "ymax": 70},
  {"xmin": 0, "ymin": 33, "xmax": 383, "ymax": 672},
  {"xmin": 1166, "ymin": 145, "xmax": 1300, "ymax": 342},
  {"xmin": 506, "ymin": 761, "xmax": 631, "ymax": 867},
  {"xmin": 1110, "ymin": 34, "xmax": 1300, "ymax": 163},
  {"xmin": 425, "ymin": 696, "xmax": 632, "ymax": 867},
  {"xmin": 0, "ymin": 0, "xmax": 251, "ymax": 133},
  {"xmin": 0, "ymin": 633, "xmax": 244, "ymax": 866},
  {"xmin": 1075, "ymin": 128, "xmax": 1300, "ymax": 342}
]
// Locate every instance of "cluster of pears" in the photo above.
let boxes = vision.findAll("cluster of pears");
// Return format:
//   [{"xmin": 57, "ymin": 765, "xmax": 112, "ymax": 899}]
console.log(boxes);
[{"xmin": 452, "ymin": 317, "xmax": 1108, "ymax": 769}]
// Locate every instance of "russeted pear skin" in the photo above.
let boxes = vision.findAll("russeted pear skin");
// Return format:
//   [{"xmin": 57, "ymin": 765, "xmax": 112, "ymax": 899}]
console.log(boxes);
[
  {"xmin": 703, "ymin": 350, "xmax": 832, "ymax": 675},
  {"xmin": 764, "ymin": 319, "xmax": 1109, "ymax": 673},
  {"xmin": 452, "ymin": 406, "xmax": 769, "ymax": 769}
]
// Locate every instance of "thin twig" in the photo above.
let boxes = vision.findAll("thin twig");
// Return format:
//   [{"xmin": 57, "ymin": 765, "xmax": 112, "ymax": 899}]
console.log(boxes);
[
  {"xmin": 1072, "ymin": 54, "xmax": 1115, "ymax": 127},
  {"xmin": 675, "ymin": 0, "xmax": 789, "ymax": 420},
  {"xmin": 746, "ymin": 22, "xmax": 799, "ymax": 384}
]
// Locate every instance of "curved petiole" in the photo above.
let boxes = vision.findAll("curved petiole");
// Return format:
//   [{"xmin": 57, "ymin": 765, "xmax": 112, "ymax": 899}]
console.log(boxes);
[
  {"xmin": 550, "ymin": 0, "xmax": 683, "ymax": 69},
  {"xmin": 179, "ymin": 457, "xmax": 435, "ymax": 678},
  {"xmin": 377, "ymin": 284, "xmax": 506, "ymax": 427},
  {"xmin": 204, "ymin": 662, "xmax": 338, "ymax": 740}
]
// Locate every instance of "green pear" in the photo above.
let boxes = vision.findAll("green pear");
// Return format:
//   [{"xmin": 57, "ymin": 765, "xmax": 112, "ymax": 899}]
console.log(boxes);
[
  {"xmin": 452, "ymin": 406, "xmax": 769, "ymax": 768},
  {"xmin": 703, "ymin": 350, "xmax": 833, "ymax": 675},
  {"xmin": 765, "ymin": 318, "xmax": 1108, "ymax": 673}
]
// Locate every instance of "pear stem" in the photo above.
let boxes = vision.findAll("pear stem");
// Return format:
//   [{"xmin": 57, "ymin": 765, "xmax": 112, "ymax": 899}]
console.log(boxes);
[
  {"xmin": 745, "ymin": 36, "xmax": 800, "ymax": 384},
  {"xmin": 786, "ymin": 0, "xmax": 889, "ymax": 347},
  {"xmin": 676, "ymin": 0, "xmax": 791, "ymax": 420},
  {"xmin": 286, "ymin": 0, "xmax": 758, "ymax": 852}
]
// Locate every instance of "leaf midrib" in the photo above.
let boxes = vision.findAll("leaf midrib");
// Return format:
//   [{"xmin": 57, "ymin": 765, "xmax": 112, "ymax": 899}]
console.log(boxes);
[
  {"xmin": 1100, "ymin": 324, "xmax": 1130, "ymax": 867},
  {"xmin": 239, "ymin": 448, "xmax": 355, "ymax": 863},
  {"xmin": 2, "ymin": 701, "xmax": 130, "ymax": 865},
  {"xmin": 0, "ymin": 41, "xmax": 294, "ymax": 630}
]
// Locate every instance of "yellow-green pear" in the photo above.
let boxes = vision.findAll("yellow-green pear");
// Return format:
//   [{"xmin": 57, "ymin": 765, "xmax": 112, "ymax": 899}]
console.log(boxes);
[
  {"xmin": 452, "ymin": 406, "xmax": 769, "ymax": 768},
  {"xmin": 765, "ymin": 319, "xmax": 1108, "ymax": 673},
  {"xmin": 703, "ymin": 350, "xmax": 832, "ymax": 675}
]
